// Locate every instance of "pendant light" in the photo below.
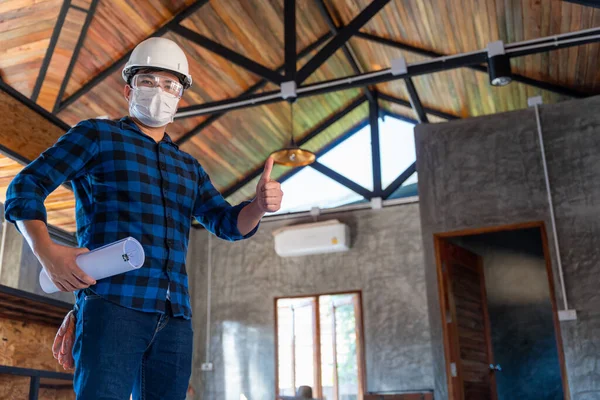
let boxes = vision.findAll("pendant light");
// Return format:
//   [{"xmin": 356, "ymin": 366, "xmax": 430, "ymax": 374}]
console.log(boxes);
[{"xmin": 270, "ymin": 100, "xmax": 316, "ymax": 167}]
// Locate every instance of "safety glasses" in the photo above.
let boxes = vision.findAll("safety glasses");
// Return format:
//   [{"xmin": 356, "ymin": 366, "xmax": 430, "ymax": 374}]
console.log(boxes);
[{"xmin": 131, "ymin": 73, "xmax": 184, "ymax": 98}]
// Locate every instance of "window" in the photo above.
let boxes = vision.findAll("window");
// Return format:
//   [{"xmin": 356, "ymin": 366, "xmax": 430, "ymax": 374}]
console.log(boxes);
[{"xmin": 276, "ymin": 293, "xmax": 364, "ymax": 400}]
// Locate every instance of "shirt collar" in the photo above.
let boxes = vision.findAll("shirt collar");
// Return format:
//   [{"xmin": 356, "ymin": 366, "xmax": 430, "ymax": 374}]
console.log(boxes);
[{"xmin": 119, "ymin": 117, "xmax": 179, "ymax": 149}]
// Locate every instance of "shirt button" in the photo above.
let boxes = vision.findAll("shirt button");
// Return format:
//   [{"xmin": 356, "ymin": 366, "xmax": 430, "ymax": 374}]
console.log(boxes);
[{"xmin": 160, "ymin": 165, "xmax": 166, "ymax": 171}]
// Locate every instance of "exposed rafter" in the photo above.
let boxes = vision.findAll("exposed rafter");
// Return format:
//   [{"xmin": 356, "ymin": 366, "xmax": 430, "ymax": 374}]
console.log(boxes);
[
  {"xmin": 175, "ymin": 32, "xmax": 332, "ymax": 146},
  {"xmin": 53, "ymin": 0, "xmax": 100, "ymax": 113},
  {"xmin": 314, "ymin": 0, "xmax": 375, "ymax": 104},
  {"xmin": 355, "ymin": 31, "xmax": 589, "ymax": 99},
  {"xmin": 31, "ymin": 0, "xmax": 71, "ymax": 102},
  {"xmin": 382, "ymin": 161, "xmax": 417, "ymax": 200},
  {"xmin": 404, "ymin": 78, "xmax": 428, "ymax": 123},
  {"xmin": 54, "ymin": 0, "xmax": 211, "ymax": 113},
  {"xmin": 312, "ymin": 161, "xmax": 372, "ymax": 198},
  {"xmin": 171, "ymin": 24, "xmax": 283, "ymax": 85},
  {"xmin": 295, "ymin": 0, "xmax": 390, "ymax": 84},
  {"xmin": 378, "ymin": 92, "xmax": 458, "ymax": 121},
  {"xmin": 284, "ymin": 0, "xmax": 296, "ymax": 82},
  {"xmin": 369, "ymin": 91, "xmax": 382, "ymax": 196}
]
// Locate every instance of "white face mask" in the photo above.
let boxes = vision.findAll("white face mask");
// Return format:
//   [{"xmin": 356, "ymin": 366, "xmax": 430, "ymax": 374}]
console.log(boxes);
[{"xmin": 128, "ymin": 87, "xmax": 180, "ymax": 128}]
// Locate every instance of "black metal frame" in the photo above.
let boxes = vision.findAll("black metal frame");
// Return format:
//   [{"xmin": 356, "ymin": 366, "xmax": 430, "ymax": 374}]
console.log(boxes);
[
  {"xmin": 171, "ymin": 25, "xmax": 284, "ymax": 84},
  {"xmin": 11, "ymin": 0, "xmax": 600, "ymax": 207},
  {"xmin": 30, "ymin": 0, "xmax": 71, "ymax": 102},
  {"xmin": 53, "ymin": 0, "xmax": 100, "ymax": 113},
  {"xmin": 0, "ymin": 365, "xmax": 73, "ymax": 400},
  {"xmin": 314, "ymin": 0, "xmax": 375, "ymax": 104},
  {"xmin": 54, "ymin": 0, "xmax": 211, "ymax": 113}
]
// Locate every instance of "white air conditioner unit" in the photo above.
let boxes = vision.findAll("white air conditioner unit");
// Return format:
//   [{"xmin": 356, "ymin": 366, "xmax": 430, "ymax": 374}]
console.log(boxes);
[{"xmin": 273, "ymin": 219, "xmax": 351, "ymax": 257}]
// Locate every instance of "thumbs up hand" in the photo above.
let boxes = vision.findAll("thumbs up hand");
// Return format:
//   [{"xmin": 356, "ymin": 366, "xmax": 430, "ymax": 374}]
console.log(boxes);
[{"xmin": 255, "ymin": 157, "xmax": 283, "ymax": 213}]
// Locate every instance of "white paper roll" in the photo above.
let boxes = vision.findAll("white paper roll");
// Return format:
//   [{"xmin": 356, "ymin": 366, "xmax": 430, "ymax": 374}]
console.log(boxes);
[{"xmin": 39, "ymin": 237, "xmax": 145, "ymax": 294}]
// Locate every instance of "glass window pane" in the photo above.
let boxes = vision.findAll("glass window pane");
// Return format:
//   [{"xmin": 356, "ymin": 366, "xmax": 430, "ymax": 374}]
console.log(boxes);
[
  {"xmin": 335, "ymin": 303, "xmax": 358, "ymax": 400},
  {"xmin": 379, "ymin": 116, "xmax": 416, "ymax": 190},
  {"xmin": 318, "ymin": 126, "xmax": 374, "ymax": 191},
  {"xmin": 277, "ymin": 306, "xmax": 294, "ymax": 395},
  {"xmin": 320, "ymin": 296, "xmax": 335, "ymax": 400},
  {"xmin": 387, "ymin": 171, "xmax": 418, "ymax": 200},
  {"xmin": 273, "ymin": 167, "xmax": 364, "ymax": 215},
  {"xmin": 294, "ymin": 303, "xmax": 315, "ymax": 390}
]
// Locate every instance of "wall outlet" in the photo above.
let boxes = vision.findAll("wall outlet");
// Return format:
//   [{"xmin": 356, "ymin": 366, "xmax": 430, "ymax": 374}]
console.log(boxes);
[
  {"xmin": 558, "ymin": 309, "xmax": 577, "ymax": 321},
  {"xmin": 201, "ymin": 362, "xmax": 213, "ymax": 371}
]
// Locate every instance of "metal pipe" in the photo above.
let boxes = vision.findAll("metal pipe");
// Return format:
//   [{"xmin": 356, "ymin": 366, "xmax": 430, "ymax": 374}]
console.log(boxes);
[
  {"xmin": 533, "ymin": 104, "xmax": 569, "ymax": 311},
  {"xmin": 205, "ymin": 233, "xmax": 212, "ymax": 363}
]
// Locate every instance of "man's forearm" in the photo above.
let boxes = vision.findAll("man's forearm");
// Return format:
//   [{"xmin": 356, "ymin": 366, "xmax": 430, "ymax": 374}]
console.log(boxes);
[
  {"xmin": 237, "ymin": 200, "xmax": 264, "ymax": 236},
  {"xmin": 17, "ymin": 220, "xmax": 53, "ymax": 256}
]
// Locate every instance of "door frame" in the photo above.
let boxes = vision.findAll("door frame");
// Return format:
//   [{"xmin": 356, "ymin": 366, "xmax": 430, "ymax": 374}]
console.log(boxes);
[{"xmin": 433, "ymin": 221, "xmax": 571, "ymax": 400}]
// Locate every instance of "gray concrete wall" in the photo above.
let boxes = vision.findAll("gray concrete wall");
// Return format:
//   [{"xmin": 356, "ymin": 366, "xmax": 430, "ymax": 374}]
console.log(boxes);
[
  {"xmin": 186, "ymin": 203, "xmax": 434, "ymax": 400},
  {"xmin": 1, "ymin": 203, "xmax": 74, "ymax": 303},
  {"xmin": 416, "ymin": 95, "xmax": 600, "ymax": 400}
]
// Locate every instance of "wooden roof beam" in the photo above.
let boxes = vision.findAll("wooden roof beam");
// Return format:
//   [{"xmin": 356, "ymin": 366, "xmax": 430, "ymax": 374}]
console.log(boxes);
[{"xmin": 355, "ymin": 32, "xmax": 589, "ymax": 99}]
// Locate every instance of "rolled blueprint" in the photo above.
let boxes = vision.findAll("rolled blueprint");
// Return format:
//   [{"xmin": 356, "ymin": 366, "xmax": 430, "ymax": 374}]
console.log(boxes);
[{"xmin": 39, "ymin": 237, "xmax": 145, "ymax": 294}]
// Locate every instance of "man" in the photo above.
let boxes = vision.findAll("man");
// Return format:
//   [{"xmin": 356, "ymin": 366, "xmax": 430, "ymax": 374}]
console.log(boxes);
[{"xmin": 4, "ymin": 37, "xmax": 283, "ymax": 399}]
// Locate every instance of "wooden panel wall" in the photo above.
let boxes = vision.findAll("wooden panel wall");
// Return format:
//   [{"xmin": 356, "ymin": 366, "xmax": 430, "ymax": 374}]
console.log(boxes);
[
  {"xmin": 0, "ymin": 318, "xmax": 64, "ymax": 372},
  {"xmin": 0, "ymin": 376, "xmax": 75, "ymax": 400}
]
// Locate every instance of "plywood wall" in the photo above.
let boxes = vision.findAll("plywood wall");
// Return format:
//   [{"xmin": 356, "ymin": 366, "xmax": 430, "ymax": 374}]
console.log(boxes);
[
  {"xmin": 0, "ymin": 318, "xmax": 63, "ymax": 372},
  {"xmin": 0, "ymin": 376, "xmax": 75, "ymax": 400}
]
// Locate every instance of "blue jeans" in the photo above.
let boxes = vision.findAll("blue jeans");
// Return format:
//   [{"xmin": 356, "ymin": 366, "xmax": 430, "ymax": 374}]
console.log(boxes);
[{"xmin": 72, "ymin": 290, "xmax": 193, "ymax": 399}]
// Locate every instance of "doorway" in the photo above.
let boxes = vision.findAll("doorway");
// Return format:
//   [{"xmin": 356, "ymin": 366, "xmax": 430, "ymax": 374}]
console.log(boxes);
[{"xmin": 434, "ymin": 223, "xmax": 568, "ymax": 400}]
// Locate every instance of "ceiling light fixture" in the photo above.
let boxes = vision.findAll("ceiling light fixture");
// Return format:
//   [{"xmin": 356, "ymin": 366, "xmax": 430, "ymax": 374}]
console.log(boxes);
[
  {"xmin": 487, "ymin": 41, "xmax": 512, "ymax": 87},
  {"xmin": 270, "ymin": 100, "xmax": 316, "ymax": 167}
]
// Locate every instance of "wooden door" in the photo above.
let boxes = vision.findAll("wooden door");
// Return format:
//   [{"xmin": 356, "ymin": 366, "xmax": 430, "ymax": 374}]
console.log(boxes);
[{"xmin": 439, "ymin": 240, "xmax": 497, "ymax": 400}]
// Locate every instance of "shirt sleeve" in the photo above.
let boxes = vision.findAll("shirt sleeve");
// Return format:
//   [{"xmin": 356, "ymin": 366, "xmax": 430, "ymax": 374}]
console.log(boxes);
[
  {"xmin": 4, "ymin": 119, "xmax": 99, "ymax": 226},
  {"xmin": 192, "ymin": 162, "xmax": 259, "ymax": 241}
]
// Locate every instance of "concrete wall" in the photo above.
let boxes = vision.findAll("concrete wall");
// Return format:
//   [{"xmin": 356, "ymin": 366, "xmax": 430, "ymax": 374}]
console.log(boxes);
[
  {"xmin": 451, "ymin": 229, "xmax": 563, "ymax": 400},
  {"xmin": 186, "ymin": 203, "xmax": 434, "ymax": 400},
  {"xmin": 0, "ymin": 203, "xmax": 74, "ymax": 303},
  {"xmin": 416, "ymin": 95, "xmax": 600, "ymax": 400}
]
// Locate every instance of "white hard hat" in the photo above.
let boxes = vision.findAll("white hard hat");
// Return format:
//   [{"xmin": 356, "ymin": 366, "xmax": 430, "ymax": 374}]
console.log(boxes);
[{"xmin": 122, "ymin": 37, "xmax": 192, "ymax": 89}]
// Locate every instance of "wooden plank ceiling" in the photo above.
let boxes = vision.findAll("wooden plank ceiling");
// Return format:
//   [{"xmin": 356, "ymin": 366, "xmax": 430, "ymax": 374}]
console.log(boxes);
[{"xmin": 1, "ymin": 0, "xmax": 599, "ymax": 233}]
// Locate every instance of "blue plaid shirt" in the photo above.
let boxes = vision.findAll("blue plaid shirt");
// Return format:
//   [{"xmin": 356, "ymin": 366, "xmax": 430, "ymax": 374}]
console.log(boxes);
[{"xmin": 4, "ymin": 117, "xmax": 257, "ymax": 319}]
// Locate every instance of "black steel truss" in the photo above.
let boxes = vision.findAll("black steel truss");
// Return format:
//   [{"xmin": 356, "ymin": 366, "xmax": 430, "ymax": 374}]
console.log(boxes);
[
  {"xmin": 314, "ymin": 0, "xmax": 375, "ymax": 104},
  {"xmin": 370, "ymin": 91, "xmax": 383, "ymax": 195},
  {"xmin": 53, "ymin": 0, "xmax": 99, "ymax": 113},
  {"xmin": 285, "ymin": 0, "xmax": 297, "ymax": 81},
  {"xmin": 175, "ymin": 32, "xmax": 332, "ymax": 146},
  {"xmin": 31, "ymin": 0, "xmax": 71, "ymax": 102},
  {"xmin": 404, "ymin": 78, "xmax": 428, "ymax": 123},
  {"xmin": 296, "ymin": 0, "xmax": 390, "ymax": 84},
  {"xmin": 54, "ymin": 0, "xmax": 211, "ymax": 113},
  {"xmin": 171, "ymin": 25, "xmax": 283, "ymax": 85}
]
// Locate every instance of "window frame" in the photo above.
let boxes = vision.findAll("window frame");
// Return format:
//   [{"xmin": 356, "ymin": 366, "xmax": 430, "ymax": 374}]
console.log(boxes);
[{"xmin": 274, "ymin": 291, "xmax": 366, "ymax": 400}]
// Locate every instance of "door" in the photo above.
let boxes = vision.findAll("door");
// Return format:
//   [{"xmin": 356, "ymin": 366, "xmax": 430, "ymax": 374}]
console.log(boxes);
[{"xmin": 438, "ymin": 240, "xmax": 498, "ymax": 400}]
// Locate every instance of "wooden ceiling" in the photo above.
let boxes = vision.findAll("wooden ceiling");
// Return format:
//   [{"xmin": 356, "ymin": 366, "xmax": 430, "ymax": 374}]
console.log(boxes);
[{"xmin": 1, "ymin": 0, "xmax": 599, "ymax": 233}]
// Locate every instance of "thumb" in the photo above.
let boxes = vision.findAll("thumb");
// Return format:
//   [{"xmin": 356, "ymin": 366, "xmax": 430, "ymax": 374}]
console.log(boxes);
[
  {"xmin": 73, "ymin": 247, "xmax": 90, "ymax": 256},
  {"xmin": 260, "ymin": 156, "xmax": 274, "ymax": 183}
]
